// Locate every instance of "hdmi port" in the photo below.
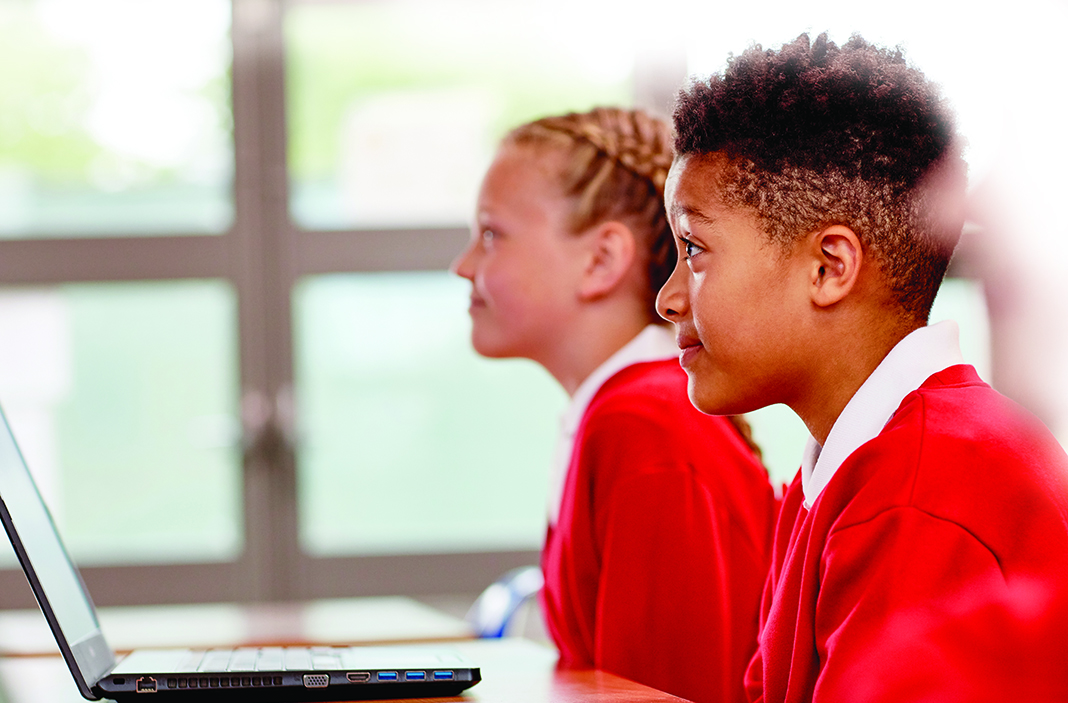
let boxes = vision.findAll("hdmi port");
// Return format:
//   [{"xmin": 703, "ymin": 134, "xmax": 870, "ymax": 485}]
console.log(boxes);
[{"xmin": 347, "ymin": 672, "xmax": 371, "ymax": 683}]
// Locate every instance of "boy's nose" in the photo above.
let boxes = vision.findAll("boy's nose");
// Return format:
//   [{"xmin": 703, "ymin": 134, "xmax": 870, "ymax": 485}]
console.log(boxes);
[{"xmin": 656, "ymin": 261, "xmax": 688, "ymax": 321}]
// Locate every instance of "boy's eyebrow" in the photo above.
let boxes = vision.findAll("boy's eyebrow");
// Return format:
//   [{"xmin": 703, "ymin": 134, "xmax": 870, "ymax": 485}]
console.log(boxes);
[{"xmin": 669, "ymin": 203, "xmax": 718, "ymax": 228}]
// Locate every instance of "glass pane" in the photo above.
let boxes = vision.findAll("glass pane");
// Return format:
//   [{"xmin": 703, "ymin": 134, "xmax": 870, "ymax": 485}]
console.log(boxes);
[
  {"xmin": 0, "ymin": 280, "xmax": 241, "ymax": 566},
  {"xmin": 285, "ymin": 0, "xmax": 634, "ymax": 230},
  {"xmin": 0, "ymin": 0, "xmax": 232, "ymax": 238},
  {"xmin": 747, "ymin": 277, "xmax": 992, "ymax": 487},
  {"xmin": 294, "ymin": 273, "xmax": 566, "ymax": 556}
]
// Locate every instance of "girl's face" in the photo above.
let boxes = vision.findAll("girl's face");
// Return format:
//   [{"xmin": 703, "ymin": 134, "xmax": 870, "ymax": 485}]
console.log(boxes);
[{"xmin": 451, "ymin": 145, "xmax": 588, "ymax": 363}]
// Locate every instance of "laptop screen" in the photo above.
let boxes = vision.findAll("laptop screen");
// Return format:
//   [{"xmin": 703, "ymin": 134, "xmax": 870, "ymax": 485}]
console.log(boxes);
[{"xmin": 0, "ymin": 404, "xmax": 115, "ymax": 693}]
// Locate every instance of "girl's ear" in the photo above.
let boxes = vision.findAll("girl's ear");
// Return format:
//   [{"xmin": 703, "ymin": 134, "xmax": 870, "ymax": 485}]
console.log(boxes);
[
  {"xmin": 808, "ymin": 224, "xmax": 863, "ymax": 307},
  {"xmin": 578, "ymin": 221, "xmax": 638, "ymax": 301}
]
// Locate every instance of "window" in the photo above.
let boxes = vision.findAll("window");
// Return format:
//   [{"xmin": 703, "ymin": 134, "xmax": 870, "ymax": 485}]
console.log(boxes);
[{"xmin": 1, "ymin": 0, "xmax": 1059, "ymax": 609}]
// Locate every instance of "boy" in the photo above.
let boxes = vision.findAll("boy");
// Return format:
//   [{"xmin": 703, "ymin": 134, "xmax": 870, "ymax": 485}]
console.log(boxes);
[{"xmin": 656, "ymin": 33, "xmax": 1068, "ymax": 701}]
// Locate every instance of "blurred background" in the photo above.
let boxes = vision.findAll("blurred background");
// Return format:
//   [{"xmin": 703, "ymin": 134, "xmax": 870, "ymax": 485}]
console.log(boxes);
[{"xmin": 0, "ymin": 0, "xmax": 1064, "ymax": 609}]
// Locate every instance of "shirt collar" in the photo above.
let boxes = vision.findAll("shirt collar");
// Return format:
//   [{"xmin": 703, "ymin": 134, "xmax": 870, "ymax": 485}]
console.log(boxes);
[
  {"xmin": 800, "ymin": 320, "xmax": 965, "ymax": 510},
  {"xmin": 548, "ymin": 324, "xmax": 679, "ymax": 524}
]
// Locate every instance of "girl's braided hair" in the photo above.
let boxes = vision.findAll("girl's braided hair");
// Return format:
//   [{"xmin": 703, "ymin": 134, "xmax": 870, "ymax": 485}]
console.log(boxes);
[{"xmin": 504, "ymin": 107, "xmax": 675, "ymax": 324}]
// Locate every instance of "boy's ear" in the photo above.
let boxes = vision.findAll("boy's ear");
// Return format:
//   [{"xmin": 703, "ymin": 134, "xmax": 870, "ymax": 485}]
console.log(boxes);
[
  {"xmin": 807, "ymin": 224, "xmax": 863, "ymax": 308},
  {"xmin": 578, "ymin": 221, "xmax": 637, "ymax": 301}
]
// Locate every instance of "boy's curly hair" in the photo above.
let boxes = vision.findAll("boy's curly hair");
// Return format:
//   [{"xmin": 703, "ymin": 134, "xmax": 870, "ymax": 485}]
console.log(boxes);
[{"xmin": 674, "ymin": 33, "xmax": 966, "ymax": 322}]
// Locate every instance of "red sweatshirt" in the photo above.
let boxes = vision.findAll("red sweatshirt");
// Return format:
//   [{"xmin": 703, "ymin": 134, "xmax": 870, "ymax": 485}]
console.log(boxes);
[
  {"xmin": 745, "ymin": 365, "xmax": 1068, "ymax": 702},
  {"xmin": 541, "ymin": 359, "xmax": 777, "ymax": 703}
]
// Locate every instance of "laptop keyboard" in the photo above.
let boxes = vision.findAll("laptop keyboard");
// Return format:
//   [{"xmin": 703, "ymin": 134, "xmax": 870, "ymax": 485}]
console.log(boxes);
[
  {"xmin": 186, "ymin": 646, "xmax": 341, "ymax": 672},
  {"xmin": 106, "ymin": 646, "xmax": 469, "ymax": 694}
]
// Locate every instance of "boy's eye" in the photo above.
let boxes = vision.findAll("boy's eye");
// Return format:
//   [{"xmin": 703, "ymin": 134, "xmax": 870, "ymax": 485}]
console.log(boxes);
[
  {"xmin": 681, "ymin": 237, "xmax": 704, "ymax": 260},
  {"xmin": 481, "ymin": 229, "xmax": 497, "ymax": 244}
]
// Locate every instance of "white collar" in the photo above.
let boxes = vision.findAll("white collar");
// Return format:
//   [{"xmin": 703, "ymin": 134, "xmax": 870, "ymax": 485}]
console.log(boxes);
[
  {"xmin": 548, "ymin": 325, "xmax": 679, "ymax": 524},
  {"xmin": 801, "ymin": 320, "xmax": 965, "ymax": 510}
]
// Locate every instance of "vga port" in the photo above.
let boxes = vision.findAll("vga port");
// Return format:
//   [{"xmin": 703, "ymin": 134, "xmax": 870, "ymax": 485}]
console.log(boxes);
[{"xmin": 303, "ymin": 674, "xmax": 330, "ymax": 688}]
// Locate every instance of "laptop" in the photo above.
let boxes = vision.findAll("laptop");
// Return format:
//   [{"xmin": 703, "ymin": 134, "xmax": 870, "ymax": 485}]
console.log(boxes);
[{"xmin": 0, "ymin": 403, "xmax": 481, "ymax": 701}]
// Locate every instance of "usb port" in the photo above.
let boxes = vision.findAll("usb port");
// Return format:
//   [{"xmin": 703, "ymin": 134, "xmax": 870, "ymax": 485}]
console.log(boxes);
[
  {"xmin": 433, "ymin": 671, "xmax": 454, "ymax": 680},
  {"xmin": 377, "ymin": 671, "xmax": 398, "ymax": 681},
  {"xmin": 405, "ymin": 671, "xmax": 426, "ymax": 680},
  {"xmin": 346, "ymin": 672, "xmax": 371, "ymax": 683}
]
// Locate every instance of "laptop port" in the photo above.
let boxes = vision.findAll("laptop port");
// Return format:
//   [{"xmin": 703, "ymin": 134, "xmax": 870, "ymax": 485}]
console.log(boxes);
[
  {"xmin": 347, "ymin": 672, "xmax": 371, "ymax": 682},
  {"xmin": 303, "ymin": 674, "xmax": 330, "ymax": 688},
  {"xmin": 377, "ymin": 671, "xmax": 398, "ymax": 681},
  {"xmin": 405, "ymin": 671, "xmax": 426, "ymax": 680},
  {"xmin": 136, "ymin": 676, "xmax": 157, "ymax": 693},
  {"xmin": 433, "ymin": 671, "xmax": 454, "ymax": 680}
]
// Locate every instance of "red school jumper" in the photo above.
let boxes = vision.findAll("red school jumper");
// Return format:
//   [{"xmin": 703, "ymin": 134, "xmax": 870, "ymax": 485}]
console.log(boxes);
[
  {"xmin": 745, "ymin": 365, "xmax": 1068, "ymax": 703},
  {"xmin": 541, "ymin": 359, "xmax": 778, "ymax": 703}
]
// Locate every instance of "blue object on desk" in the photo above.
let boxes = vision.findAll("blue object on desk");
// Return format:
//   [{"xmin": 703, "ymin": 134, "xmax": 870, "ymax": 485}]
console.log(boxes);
[{"xmin": 466, "ymin": 566, "xmax": 544, "ymax": 638}]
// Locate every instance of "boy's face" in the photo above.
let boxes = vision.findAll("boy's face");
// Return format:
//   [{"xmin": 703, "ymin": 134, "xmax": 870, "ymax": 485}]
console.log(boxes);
[{"xmin": 656, "ymin": 153, "xmax": 812, "ymax": 415}]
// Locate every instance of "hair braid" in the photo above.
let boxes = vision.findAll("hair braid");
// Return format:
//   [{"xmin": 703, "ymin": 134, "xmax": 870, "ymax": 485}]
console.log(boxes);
[
  {"xmin": 726, "ymin": 414, "xmax": 764, "ymax": 464},
  {"xmin": 535, "ymin": 108, "xmax": 674, "ymax": 194},
  {"xmin": 505, "ymin": 107, "xmax": 676, "ymax": 322}
]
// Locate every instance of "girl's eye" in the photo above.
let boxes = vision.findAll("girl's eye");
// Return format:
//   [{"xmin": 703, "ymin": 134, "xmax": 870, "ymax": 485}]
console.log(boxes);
[{"xmin": 481, "ymin": 229, "xmax": 497, "ymax": 244}]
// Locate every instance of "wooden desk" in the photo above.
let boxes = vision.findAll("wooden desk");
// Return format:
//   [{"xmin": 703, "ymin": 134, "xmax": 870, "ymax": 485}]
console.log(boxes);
[
  {"xmin": 0, "ymin": 597, "xmax": 474, "ymax": 656},
  {"xmin": 0, "ymin": 639, "xmax": 690, "ymax": 702},
  {"xmin": 415, "ymin": 639, "xmax": 691, "ymax": 703}
]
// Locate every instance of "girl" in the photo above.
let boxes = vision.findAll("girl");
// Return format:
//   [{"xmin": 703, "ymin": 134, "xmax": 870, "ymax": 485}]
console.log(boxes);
[{"xmin": 451, "ymin": 107, "xmax": 776, "ymax": 703}]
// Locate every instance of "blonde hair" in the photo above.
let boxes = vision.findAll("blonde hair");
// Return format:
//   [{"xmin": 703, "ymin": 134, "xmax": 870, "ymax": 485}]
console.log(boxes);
[
  {"xmin": 504, "ymin": 107, "xmax": 764, "ymax": 463},
  {"xmin": 503, "ymin": 107, "xmax": 675, "ymax": 324}
]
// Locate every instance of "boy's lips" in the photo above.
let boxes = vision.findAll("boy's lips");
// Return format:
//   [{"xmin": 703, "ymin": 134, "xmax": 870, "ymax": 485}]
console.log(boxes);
[{"xmin": 676, "ymin": 334, "xmax": 703, "ymax": 367}]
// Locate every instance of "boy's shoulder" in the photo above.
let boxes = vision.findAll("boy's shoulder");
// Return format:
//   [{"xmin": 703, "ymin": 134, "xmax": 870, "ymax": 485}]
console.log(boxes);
[
  {"xmin": 825, "ymin": 363, "xmax": 1068, "ymax": 561},
  {"xmin": 891, "ymin": 364, "xmax": 1066, "ymax": 473},
  {"xmin": 839, "ymin": 363, "xmax": 1065, "ymax": 477}
]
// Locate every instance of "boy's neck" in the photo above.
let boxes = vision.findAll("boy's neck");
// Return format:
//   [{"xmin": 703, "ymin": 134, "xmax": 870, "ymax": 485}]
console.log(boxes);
[{"xmin": 794, "ymin": 313, "xmax": 924, "ymax": 446}]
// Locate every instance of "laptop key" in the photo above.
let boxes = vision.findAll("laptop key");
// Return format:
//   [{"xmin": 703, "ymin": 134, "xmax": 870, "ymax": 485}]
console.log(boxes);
[
  {"xmin": 312, "ymin": 654, "xmax": 342, "ymax": 670},
  {"xmin": 198, "ymin": 649, "xmax": 235, "ymax": 672},
  {"xmin": 283, "ymin": 647, "xmax": 313, "ymax": 671},
  {"xmin": 256, "ymin": 647, "xmax": 285, "ymax": 671},
  {"xmin": 228, "ymin": 648, "xmax": 258, "ymax": 672}
]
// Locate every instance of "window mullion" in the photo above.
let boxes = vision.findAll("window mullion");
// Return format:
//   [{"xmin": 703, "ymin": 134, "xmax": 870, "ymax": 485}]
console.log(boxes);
[{"xmin": 231, "ymin": 0, "xmax": 301, "ymax": 602}]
